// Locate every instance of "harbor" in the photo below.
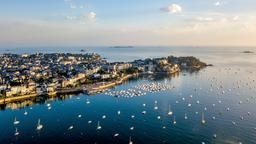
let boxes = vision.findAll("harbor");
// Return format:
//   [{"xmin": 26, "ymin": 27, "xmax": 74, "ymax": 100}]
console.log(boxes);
[{"xmin": 0, "ymin": 74, "xmax": 138, "ymax": 104}]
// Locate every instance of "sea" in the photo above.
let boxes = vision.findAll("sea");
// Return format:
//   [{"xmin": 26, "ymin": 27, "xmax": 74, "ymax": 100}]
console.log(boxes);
[{"xmin": 0, "ymin": 46, "xmax": 256, "ymax": 144}]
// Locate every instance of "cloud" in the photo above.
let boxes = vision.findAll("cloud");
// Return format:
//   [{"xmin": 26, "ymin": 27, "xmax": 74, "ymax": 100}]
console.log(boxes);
[
  {"xmin": 66, "ymin": 15, "xmax": 77, "ymax": 20},
  {"xmin": 233, "ymin": 16, "xmax": 239, "ymax": 21},
  {"xmin": 195, "ymin": 17, "xmax": 214, "ymax": 22},
  {"xmin": 88, "ymin": 12, "xmax": 96, "ymax": 21},
  {"xmin": 161, "ymin": 4, "xmax": 182, "ymax": 14},
  {"xmin": 214, "ymin": 1, "xmax": 221, "ymax": 6}
]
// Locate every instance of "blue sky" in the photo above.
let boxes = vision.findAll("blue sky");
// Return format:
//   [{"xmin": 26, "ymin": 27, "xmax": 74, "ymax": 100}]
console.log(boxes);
[{"xmin": 0, "ymin": 0, "xmax": 256, "ymax": 48}]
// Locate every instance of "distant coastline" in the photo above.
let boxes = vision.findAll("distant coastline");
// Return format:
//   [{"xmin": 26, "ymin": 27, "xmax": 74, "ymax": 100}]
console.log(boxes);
[
  {"xmin": 242, "ymin": 50, "xmax": 254, "ymax": 54},
  {"xmin": 109, "ymin": 46, "xmax": 134, "ymax": 49}
]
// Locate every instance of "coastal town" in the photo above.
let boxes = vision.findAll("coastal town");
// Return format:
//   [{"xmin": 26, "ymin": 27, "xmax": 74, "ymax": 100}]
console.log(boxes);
[{"xmin": 0, "ymin": 53, "xmax": 207, "ymax": 104}]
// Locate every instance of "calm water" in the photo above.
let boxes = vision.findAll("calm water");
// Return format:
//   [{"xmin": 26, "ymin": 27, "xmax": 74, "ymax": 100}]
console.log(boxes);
[{"xmin": 0, "ymin": 47, "xmax": 256, "ymax": 144}]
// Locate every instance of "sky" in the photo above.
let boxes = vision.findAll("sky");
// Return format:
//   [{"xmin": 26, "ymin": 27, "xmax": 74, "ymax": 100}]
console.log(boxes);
[{"xmin": 0, "ymin": 0, "xmax": 256, "ymax": 48}]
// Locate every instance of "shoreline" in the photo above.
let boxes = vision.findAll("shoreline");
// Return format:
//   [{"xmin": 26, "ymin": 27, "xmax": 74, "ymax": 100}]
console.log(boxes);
[{"xmin": 0, "ymin": 74, "xmax": 138, "ymax": 104}]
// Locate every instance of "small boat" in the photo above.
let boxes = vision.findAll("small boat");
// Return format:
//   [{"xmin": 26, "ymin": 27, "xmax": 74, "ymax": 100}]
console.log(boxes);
[
  {"xmin": 114, "ymin": 133, "xmax": 119, "ymax": 137},
  {"xmin": 68, "ymin": 125, "xmax": 74, "ymax": 130},
  {"xmin": 142, "ymin": 111, "xmax": 146, "ymax": 114},
  {"xmin": 14, "ymin": 128, "xmax": 19, "ymax": 136},
  {"xmin": 102, "ymin": 115, "xmax": 106, "ymax": 119},
  {"xmin": 86, "ymin": 99, "xmax": 90, "ymax": 104},
  {"xmin": 184, "ymin": 113, "xmax": 188, "ymax": 120},
  {"xmin": 173, "ymin": 116, "xmax": 177, "ymax": 125},
  {"xmin": 167, "ymin": 105, "xmax": 173, "ymax": 116},
  {"xmin": 97, "ymin": 121, "xmax": 102, "ymax": 130},
  {"xmin": 117, "ymin": 111, "xmax": 121, "ymax": 115},
  {"xmin": 201, "ymin": 112, "xmax": 206, "ymax": 124},
  {"xmin": 36, "ymin": 119, "xmax": 43, "ymax": 130},
  {"xmin": 88, "ymin": 120, "xmax": 92, "ymax": 124},
  {"xmin": 130, "ymin": 126, "xmax": 134, "ymax": 130},
  {"xmin": 129, "ymin": 136, "xmax": 133, "ymax": 144},
  {"xmin": 154, "ymin": 103, "xmax": 158, "ymax": 110},
  {"xmin": 14, "ymin": 117, "xmax": 20, "ymax": 125},
  {"xmin": 24, "ymin": 111, "xmax": 28, "ymax": 115},
  {"xmin": 78, "ymin": 114, "xmax": 82, "ymax": 118}
]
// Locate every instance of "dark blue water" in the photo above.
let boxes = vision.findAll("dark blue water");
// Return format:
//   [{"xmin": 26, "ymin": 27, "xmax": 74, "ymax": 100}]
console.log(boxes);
[{"xmin": 0, "ymin": 47, "xmax": 256, "ymax": 144}]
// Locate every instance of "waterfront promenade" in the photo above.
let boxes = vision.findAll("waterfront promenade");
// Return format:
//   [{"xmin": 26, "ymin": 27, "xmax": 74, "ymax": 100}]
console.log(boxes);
[{"xmin": 0, "ymin": 74, "xmax": 136, "ymax": 104}]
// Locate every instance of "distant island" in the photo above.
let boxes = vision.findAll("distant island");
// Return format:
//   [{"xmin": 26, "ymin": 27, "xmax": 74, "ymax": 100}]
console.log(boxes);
[
  {"xmin": 110, "ymin": 46, "xmax": 134, "ymax": 49},
  {"xmin": 242, "ymin": 50, "xmax": 254, "ymax": 54},
  {"xmin": 0, "ymin": 53, "xmax": 207, "ymax": 104}
]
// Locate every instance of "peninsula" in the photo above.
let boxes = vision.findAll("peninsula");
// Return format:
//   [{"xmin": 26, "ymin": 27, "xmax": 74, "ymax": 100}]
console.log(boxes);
[{"xmin": 0, "ymin": 53, "xmax": 207, "ymax": 104}]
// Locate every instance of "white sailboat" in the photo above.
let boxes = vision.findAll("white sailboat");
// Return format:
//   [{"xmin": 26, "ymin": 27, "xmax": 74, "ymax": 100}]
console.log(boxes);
[
  {"xmin": 68, "ymin": 125, "xmax": 74, "ymax": 130},
  {"xmin": 14, "ymin": 128, "xmax": 19, "ymax": 136},
  {"xmin": 36, "ymin": 119, "xmax": 43, "ymax": 130},
  {"xmin": 201, "ymin": 112, "xmax": 206, "ymax": 124},
  {"xmin": 97, "ymin": 121, "xmax": 102, "ymax": 130},
  {"xmin": 24, "ymin": 111, "xmax": 28, "ymax": 115},
  {"xmin": 184, "ymin": 113, "xmax": 188, "ymax": 120},
  {"xmin": 86, "ymin": 99, "xmax": 90, "ymax": 104},
  {"xmin": 154, "ymin": 103, "xmax": 158, "ymax": 110},
  {"xmin": 167, "ymin": 104, "xmax": 173, "ymax": 116},
  {"xmin": 129, "ymin": 136, "xmax": 133, "ymax": 144},
  {"xmin": 114, "ymin": 133, "xmax": 119, "ymax": 137},
  {"xmin": 173, "ymin": 116, "xmax": 177, "ymax": 125},
  {"xmin": 13, "ymin": 117, "xmax": 20, "ymax": 125}
]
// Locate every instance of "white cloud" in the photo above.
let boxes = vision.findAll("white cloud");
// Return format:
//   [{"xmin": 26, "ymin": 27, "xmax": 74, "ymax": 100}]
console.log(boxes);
[
  {"xmin": 66, "ymin": 15, "xmax": 77, "ymax": 20},
  {"xmin": 195, "ymin": 17, "xmax": 214, "ymax": 22},
  {"xmin": 233, "ymin": 16, "xmax": 239, "ymax": 21},
  {"xmin": 161, "ymin": 4, "xmax": 182, "ymax": 14},
  {"xmin": 88, "ymin": 12, "xmax": 96, "ymax": 21},
  {"xmin": 214, "ymin": 1, "xmax": 221, "ymax": 6}
]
